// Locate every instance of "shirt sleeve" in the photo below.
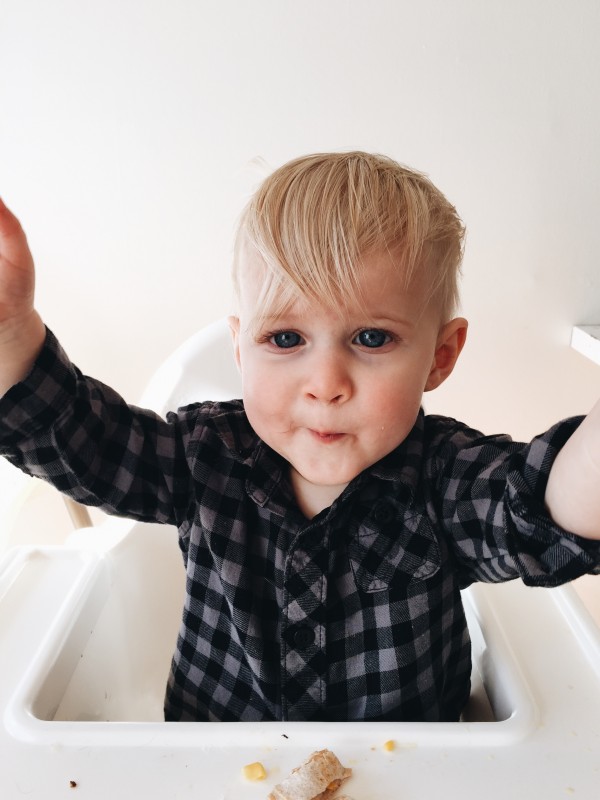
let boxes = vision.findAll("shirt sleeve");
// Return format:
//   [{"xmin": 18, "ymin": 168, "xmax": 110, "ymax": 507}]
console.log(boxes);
[
  {"xmin": 427, "ymin": 415, "xmax": 600, "ymax": 587},
  {"xmin": 0, "ymin": 328, "xmax": 195, "ymax": 526}
]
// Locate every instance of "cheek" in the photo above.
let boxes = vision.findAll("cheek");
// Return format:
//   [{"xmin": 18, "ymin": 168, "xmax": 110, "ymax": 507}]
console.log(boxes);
[
  {"xmin": 241, "ymin": 385, "xmax": 272, "ymax": 445},
  {"xmin": 239, "ymin": 359, "xmax": 292, "ymax": 429},
  {"xmin": 362, "ymin": 377, "xmax": 423, "ymax": 433},
  {"xmin": 242, "ymin": 375, "xmax": 269, "ymax": 420},
  {"xmin": 238, "ymin": 349, "xmax": 265, "ymax": 397}
]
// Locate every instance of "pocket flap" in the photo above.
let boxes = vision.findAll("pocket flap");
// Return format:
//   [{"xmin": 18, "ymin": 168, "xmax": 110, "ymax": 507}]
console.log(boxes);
[{"xmin": 349, "ymin": 501, "xmax": 441, "ymax": 593}]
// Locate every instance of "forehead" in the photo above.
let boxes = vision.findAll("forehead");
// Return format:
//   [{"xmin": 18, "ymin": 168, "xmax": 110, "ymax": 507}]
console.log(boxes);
[{"xmin": 236, "ymin": 246, "xmax": 434, "ymax": 324}]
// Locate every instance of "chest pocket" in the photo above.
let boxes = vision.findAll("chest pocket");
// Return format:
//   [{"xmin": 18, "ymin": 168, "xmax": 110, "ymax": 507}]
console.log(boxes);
[{"xmin": 349, "ymin": 500, "xmax": 441, "ymax": 593}]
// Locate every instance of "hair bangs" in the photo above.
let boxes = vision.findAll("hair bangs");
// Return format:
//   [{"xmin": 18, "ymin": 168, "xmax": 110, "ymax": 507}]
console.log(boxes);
[{"xmin": 233, "ymin": 151, "xmax": 465, "ymax": 324}]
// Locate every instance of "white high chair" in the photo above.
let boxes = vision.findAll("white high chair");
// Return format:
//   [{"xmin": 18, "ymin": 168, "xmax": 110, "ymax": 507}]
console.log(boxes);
[{"xmin": 0, "ymin": 318, "xmax": 599, "ymax": 799}]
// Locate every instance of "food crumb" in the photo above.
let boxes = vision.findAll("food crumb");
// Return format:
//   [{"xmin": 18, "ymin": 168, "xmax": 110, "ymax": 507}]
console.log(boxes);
[
  {"xmin": 383, "ymin": 740, "xmax": 395, "ymax": 752},
  {"xmin": 242, "ymin": 762, "xmax": 267, "ymax": 781},
  {"xmin": 69, "ymin": 780, "xmax": 77, "ymax": 788}
]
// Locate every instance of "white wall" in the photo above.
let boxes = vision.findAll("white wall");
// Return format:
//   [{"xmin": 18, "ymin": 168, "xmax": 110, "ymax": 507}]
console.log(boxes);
[
  {"xmin": 1, "ymin": 3, "xmax": 599, "ymax": 530},
  {"xmin": 0, "ymin": 0, "xmax": 598, "ymax": 439}
]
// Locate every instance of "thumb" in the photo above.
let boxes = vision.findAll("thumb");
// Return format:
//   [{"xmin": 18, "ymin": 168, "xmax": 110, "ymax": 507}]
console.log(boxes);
[{"xmin": 0, "ymin": 198, "xmax": 34, "ymax": 272}]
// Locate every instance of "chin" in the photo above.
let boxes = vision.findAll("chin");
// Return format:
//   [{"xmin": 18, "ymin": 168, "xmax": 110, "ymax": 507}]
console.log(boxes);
[{"xmin": 302, "ymin": 466, "xmax": 362, "ymax": 488}]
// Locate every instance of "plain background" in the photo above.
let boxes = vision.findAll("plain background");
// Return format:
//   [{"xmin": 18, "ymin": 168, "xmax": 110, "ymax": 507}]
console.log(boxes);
[{"xmin": 0, "ymin": 1, "xmax": 599, "ymax": 611}]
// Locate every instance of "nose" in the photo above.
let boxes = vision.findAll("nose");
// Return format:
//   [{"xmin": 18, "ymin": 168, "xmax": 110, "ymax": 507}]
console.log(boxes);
[{"xmin": 303, "ymin": 349, "xmax": 352, "ymax": 404}]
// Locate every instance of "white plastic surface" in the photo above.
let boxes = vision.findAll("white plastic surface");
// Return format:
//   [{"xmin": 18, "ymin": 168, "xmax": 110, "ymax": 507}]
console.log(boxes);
[
  {"xmin": 1, "ymin": 319, "xmax": 600, "ymax": 798},
  {"xmin": 571, "ymin": 325, "xmax": 600, "ymax": 367},
  {"xmin": 1, "ymin": 528, "xmax": 599, "ymax": 798},
  {"xmin": 139, "ymin": 317, "xmax": 241, "ymax": 412}
]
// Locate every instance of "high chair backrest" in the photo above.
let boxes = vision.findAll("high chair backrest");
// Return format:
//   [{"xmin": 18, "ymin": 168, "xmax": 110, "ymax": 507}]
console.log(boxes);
[{"xmin": 139, "ymin": 318, "xmax": 241, "ymax": 414}]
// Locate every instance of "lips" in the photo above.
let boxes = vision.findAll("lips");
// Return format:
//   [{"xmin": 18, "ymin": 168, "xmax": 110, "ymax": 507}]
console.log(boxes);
[{"xmin": 308, "ymin": 429, "xmax": 346, "ymax": 443}]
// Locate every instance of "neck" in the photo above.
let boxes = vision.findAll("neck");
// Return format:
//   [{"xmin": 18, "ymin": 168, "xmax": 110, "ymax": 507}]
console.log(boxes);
[{"xmin": 289, "ymin": 468, "xmax": 348, "ymax": 519}]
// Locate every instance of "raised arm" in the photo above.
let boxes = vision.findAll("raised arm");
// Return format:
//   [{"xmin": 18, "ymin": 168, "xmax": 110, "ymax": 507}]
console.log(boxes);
[
  {"xmin": 0, "ymin": 198, "xmax": 47, "ymax": 396},
  {"xmin": 545, "ymin": 398, "xmax": 600, "ymax": 541}
]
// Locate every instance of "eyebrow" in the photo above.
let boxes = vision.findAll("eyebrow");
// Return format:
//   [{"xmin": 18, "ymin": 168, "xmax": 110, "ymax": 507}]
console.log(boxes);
[
  {"xmin": 254, "ymin": 311, "xmax": 418, "ymax": 331},
  {"xmin": 364, "ymin": 315, "xmax": 416, "ymax": 326}
]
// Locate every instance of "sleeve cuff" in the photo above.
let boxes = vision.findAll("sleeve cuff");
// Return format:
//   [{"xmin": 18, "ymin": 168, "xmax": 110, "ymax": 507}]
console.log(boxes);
[
  {"xmin": 505, "ymin": 418, "xmax": 600, "ymax": 585},
  {"xmin": 0, "ymin": 328, "xmax": 78, "ymax": 446}
]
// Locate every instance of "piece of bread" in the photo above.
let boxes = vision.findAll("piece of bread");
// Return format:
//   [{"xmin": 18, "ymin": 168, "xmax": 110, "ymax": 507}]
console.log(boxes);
[{"xmin": 267, "ymin": 749, "xmax": 352, "ymax": 800}]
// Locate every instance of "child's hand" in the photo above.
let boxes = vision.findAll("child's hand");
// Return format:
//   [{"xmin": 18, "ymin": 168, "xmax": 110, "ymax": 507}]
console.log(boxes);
[
  {"xmin": 0, "ymin": 198, "xmax": 46, "ymax": 395},
  {"xmin": 0, "ymin": 198, "xmax": 36, "ymax": 327},
  {"xmin": 546, "ymin": 397, "xmax": 600, "ymax": 541}
]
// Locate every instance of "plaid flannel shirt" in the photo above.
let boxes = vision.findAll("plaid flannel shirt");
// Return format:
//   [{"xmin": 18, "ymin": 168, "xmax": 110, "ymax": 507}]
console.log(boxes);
[{"xmin": 1, "ymin": 329, "xmax": 599, "ymax": 722}]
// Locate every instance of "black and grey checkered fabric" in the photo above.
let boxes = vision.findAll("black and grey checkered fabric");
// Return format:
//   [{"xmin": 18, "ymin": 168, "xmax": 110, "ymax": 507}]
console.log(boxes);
[{"xmin": 1, "ymin": 330, "xmax": 599, "ymax": 722}]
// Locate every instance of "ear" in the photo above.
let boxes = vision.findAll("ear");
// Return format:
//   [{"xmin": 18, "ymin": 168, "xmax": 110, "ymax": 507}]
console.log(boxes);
[
  {"xmin": 227, "ymin": 315, "xmax": 242, "ymax": 372},
  {"xmin": 424, "ymin": 317, "xmax": 468, "ymax": 392}
]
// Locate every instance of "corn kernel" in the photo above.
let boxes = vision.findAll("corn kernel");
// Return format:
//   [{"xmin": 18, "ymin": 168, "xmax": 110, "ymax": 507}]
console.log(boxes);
[
  {"xmin": 383, "ymin": 740, "xmax": 396, "ymax": 752},
  {"xmin": 242, "ymin": 762, "xmax": 267, "ymax": 781}
]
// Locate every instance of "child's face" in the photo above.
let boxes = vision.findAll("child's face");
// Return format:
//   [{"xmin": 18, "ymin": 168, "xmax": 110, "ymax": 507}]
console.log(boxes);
[{"xmin": 230, "ymin": 250, "xmax": 466, "ymax": 514}]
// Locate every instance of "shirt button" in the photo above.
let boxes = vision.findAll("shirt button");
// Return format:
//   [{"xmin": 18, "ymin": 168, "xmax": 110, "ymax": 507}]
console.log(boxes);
[
  {"xmin": 293, "ymin": 626, "xmax": 316, "ymax": 649},
  {"xmin": 373, "ymin": 504, "xmax": 393, "ymax": 524}
]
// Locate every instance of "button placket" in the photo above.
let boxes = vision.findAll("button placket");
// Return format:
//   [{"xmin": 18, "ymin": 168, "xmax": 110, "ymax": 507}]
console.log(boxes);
[
  {"xmin": 281, "ymin": 529, "xmax": 329, "ymax": 720},
  {"xmin": 293, "ymin": 626, "xmax": 316, "ymax": 649}
]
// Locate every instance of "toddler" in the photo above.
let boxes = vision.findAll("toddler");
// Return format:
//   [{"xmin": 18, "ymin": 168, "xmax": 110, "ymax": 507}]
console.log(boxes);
[{"xmin": 1, "ymin": 152, "xmax": 599, "ymax": 722}]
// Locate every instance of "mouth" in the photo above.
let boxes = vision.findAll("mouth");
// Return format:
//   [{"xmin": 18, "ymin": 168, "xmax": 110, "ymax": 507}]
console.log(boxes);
[{"xmin": 308, "ymin": 429, "xmax": 346, "ymax": 443}]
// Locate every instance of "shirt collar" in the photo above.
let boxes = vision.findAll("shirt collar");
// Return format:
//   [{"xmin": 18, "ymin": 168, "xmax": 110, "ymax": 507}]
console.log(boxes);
[{"xmin": 368, "ymin": 409, "xmax": 424, "ymax": 495}]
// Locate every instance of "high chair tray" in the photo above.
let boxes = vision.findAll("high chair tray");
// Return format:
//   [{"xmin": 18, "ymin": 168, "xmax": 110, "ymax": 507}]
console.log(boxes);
[{"xmin": 1, "ymin": 518, "xmax": 599, "ymax": 799}]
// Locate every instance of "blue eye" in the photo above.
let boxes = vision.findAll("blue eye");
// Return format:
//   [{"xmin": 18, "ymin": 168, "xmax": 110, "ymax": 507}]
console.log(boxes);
[
  {"xmin": 355, "ymin": 329, "xmax": 390, "ymax": 348},
  {"xmin": 271, "ymin": 331, "xmax": 302, "ymax": 348}
]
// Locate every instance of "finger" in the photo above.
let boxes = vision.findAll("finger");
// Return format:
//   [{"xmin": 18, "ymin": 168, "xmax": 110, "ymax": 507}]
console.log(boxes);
[{"xmin": 0, "ymin": 198, "xmax": 33, "ymax": 269}]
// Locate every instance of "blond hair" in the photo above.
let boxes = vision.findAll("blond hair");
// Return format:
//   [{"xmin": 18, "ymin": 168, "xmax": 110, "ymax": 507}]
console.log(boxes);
[{"xmin": 233, "ymin": 151, "xmax": 464, "ymax": 324}]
